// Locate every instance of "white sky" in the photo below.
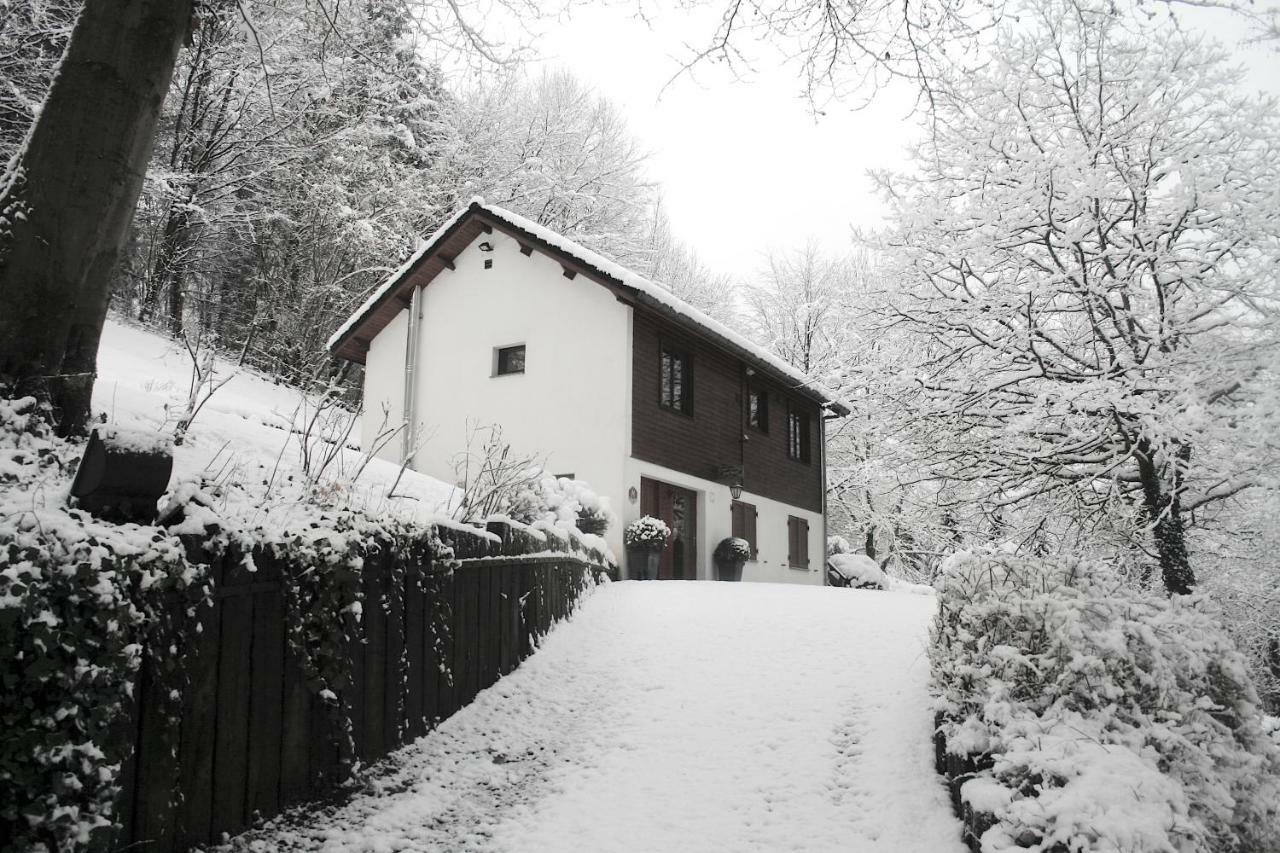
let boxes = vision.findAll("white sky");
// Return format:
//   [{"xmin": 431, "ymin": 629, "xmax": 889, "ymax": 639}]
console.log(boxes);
[
  {"xmin": 525, "ymin": 4, "xmax": 920, "ymax": 280},
  {"xmin": 514, "ymin": 3, "xmax": 1277, "ymax": 281}
]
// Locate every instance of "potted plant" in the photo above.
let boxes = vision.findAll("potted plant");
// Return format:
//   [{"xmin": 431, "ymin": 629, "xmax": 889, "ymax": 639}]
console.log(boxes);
[
  {"xmin": 624, "ymin": 515, "xmax": 670, "ymax": 580},
  {"xmin": 713, "ymin": 537, "xmax": 751, "ymax": 582}
]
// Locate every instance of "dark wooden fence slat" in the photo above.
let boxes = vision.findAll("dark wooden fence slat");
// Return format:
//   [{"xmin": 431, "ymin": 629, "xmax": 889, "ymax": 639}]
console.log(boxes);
[
  {"xmin": 211, "ymin": 559, "xmax": 255, "ymax": 839},
  {"xmin": 468, "ymin": 568, "xmax": 482, "ymax": 703},
  {"xmin": 403, "ymin": 558, "xmax": 426, "ymax": 740},
  {"xmin": 498, "ymin": 565, "xmax": 514, "ymax": 676},
  {"xmin": 446, "ymin": 570, "xmax": 466, "ymax": 717},
  {"xmin": 423, "ymin": 571, "xmax": 445, "ymax": 728},
  {"xmin": 477, "ymin": 565, "xmax": 495, "ymax": 693},
  {"xmin": 279, "ymin": 617, "xmax": 311, "ymax": 808},
  {"xmin": 131, "ymin": 652, "xmax": 179, "ymax": 852},
  {"xmin": 111, "ymin": 671, "xmax": 141, "ymax": 852},
  {"xmin": 385, "ymin": 547, "xmax": 405, "ymax": 749},
  {"xmin": 245, "ymin": 554, "xmax": 284, "ymax": 823},
  {"xmin": 363, "ymin": 553, "xmax": 387, "ymax": 762},
  {"xmin": 345, "ymin": 589, "xmax": 367, "ymax": 762},
  {"xmin": 174, "ymin": 558, "xmax": 224, "ymax": 849}
]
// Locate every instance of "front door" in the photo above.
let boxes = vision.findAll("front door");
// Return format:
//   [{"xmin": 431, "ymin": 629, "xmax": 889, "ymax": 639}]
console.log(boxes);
[{"xmin": 640, "ymin": 477, "xmax": 698, "ymax": 580}]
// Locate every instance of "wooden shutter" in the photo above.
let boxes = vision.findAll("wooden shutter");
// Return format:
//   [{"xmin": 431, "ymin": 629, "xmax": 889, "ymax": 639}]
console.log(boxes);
[
  {"xmin": 787, "ymin": 517, "xmax": 796, "ymax": 567},
  {"xmin": 800, "ymin": 518, "xmax": 810, "ymax": 567},
  {"xmin": 731, "ymin": 501, "xmax": 758, "ymax": 559},
  {"xmin": 787, "ymin": 516, "xmax": 808, "ymax": 568}
]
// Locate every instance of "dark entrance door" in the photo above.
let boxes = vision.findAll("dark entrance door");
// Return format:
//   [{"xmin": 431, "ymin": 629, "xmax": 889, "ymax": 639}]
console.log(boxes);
[{"xmin": 639, "ymin": 477, "xmax": 698, "ymax": 580}]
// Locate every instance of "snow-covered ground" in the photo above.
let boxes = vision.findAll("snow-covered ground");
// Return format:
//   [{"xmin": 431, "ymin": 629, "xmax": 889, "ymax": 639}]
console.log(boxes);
[
  {"xmin": 93, "ymin": 318, "xmax": 456, "ymax": 526},
  {"xmin": 226, "ymin": 582, "xmax": 964, "ymax": 853}
]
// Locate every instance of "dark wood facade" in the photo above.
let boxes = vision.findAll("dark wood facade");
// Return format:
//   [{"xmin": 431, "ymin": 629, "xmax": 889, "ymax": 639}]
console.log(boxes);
[{"xmin": 631, "ymin": 311, "xmax": 824, "ymax": 513}]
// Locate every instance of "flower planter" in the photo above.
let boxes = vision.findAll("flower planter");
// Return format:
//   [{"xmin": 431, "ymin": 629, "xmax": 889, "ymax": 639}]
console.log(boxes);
[
  {"xmin": 712, "ymin": 537, "xmax": 751, "ymax": 581},
  {"xmin": 626, "ymin": 547, "xmax": 661, "ymax": 580},
  {"xmin": 715, "ymin": 559, "xmax": 745, "ymax": 582}
]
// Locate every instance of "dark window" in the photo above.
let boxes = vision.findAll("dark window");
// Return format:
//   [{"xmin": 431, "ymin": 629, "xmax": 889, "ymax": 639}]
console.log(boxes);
[
  {"xmin": 787, "ymin": 405, "xmax": 811, "ymax": 463},
  {"xmin": 730, "ymin": 500, "xmax": 758, "ymax": 559},
  {"xmin": 787, "ymin": 515, "xmax": 810, "ymax": 569},
  {"xmin": 495, "ymin": 344, "xmax": 525, "ymax": 376},
  {"xmin": 660, "ymin": 345, "xmax": 692, "ymax": 414},
  {"xmin": 748, "ymin": 387, "xmax": 769, "ymax": 433}
]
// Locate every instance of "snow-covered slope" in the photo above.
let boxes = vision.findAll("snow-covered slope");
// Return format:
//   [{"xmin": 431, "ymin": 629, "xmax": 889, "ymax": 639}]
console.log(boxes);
[
  {"xmin": 94, "ymin": 319, "xmax": 455, "ymax": 526},
  {"xmin": 223, "ymin": 582, "xmax": 964, "ymax": 853}
]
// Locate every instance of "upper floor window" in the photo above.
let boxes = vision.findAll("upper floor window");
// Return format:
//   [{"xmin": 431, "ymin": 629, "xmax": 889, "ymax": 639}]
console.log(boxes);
[
  {"xmin": 787, "ymin": 405, "xmax": 811, "ymax": 463},
  {"xmin": 748, "ymin": 386, "xmax": 769, "ymax": 433},
  {"xmin": 660, "ymin": 345, "xmax": 692, "ymax": 414},
  {"xmin": 495, "ymin": 344, "xmax": 525, "ymax": 376}
]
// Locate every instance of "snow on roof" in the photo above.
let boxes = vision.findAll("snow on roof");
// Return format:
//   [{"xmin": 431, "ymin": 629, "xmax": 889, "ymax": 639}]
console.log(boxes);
[{"xmin": 328, "ymin": 198, "xmax": 850, "ymax": 414}]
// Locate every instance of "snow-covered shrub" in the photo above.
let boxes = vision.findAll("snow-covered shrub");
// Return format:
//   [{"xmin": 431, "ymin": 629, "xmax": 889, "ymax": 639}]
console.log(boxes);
[
  {"xmin": 713, "ymin": 537, "xmax": 752, "ymax": 563},
  {"xmin": 827, "ymin": 553, "xmax": 887, "ymax": 590},
  {"xmin": 827, "ymin": 534, "xmax": 854, "ymax": 557},
  {"xmin": 932, "ymin": 551, "xmax": 1280, "ymax": 852},
  {"xmin": 624, "ymin": 516, "xmax": 670, "ymax": 551},
  {"xmin": 537, "ymin": 475, "xmax": 615, "ymax": 536}
]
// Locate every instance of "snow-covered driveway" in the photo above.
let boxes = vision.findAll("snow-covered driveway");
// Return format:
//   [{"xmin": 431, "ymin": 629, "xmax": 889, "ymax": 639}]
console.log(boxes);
[{"xmin": 232, "ymin": 582, "xmax": 964, "ymax": 853}]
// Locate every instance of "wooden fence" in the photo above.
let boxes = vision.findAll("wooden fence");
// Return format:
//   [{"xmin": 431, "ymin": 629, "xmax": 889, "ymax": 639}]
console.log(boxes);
[{"xmin": 108, "ymin": 532, "xmax": 604, "ymax": 852}]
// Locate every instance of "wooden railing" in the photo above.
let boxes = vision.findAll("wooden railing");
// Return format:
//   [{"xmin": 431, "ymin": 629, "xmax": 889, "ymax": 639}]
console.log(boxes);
[{"xmin": 109, "ymin": 530, "xmax": 605, "ymax": 852}]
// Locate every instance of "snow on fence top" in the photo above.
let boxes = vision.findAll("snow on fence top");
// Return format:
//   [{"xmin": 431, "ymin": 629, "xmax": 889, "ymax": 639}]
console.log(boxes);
[{"xmin": 327, "ymin": 198, "xmax": 850, "ymax": 415}]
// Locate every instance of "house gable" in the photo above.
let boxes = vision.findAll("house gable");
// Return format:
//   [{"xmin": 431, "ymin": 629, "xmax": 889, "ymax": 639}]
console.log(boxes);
[{"xmin": 328, "ymin": 200, "xmax": 849, "ymax": 418}]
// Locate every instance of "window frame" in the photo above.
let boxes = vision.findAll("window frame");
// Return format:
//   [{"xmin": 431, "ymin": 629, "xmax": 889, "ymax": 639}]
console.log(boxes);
[
  {"xmin": 658, "ymin": 342, "xmax": 694, "ymax": 416},
  {"xmin": 747, "ymin": 385, "xmax": 769, "ymax": 434},
  {"xmin": 493, "ymin": 343, "xmax": 526, "ymax": 377},
  {"xmin": 786, "ymin": 403, "xmax": 812, "ymax": 464}
]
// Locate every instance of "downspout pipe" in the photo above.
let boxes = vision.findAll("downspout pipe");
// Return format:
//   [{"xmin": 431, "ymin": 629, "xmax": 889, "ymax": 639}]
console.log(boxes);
[
  {"xmin": 402, "ymin": 285, "xmax": 423, "ymax": 466},
  {"xmin": 821, "ymin": 409, "xmax": 838, "ymax": 586}
]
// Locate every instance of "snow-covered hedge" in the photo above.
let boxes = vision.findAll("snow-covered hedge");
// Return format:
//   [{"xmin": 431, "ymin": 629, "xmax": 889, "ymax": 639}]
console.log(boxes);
[{"xmin": 932, "ymin": 550, "xmax": 1280, "ymax": 852}]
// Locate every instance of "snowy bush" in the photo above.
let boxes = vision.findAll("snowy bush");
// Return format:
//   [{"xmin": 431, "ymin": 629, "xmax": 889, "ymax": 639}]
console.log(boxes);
[
  {"xmin": 537, "ymin": 475, "xmax": 615, "ymax": 536},
  {"xmin": 713, "ymin": 537, "xmax": 752, "ymax": 563},
  {"xmin": 827, "ymin": 553, "xmax": 887, "ymax": 590},
  {"xmin": 624, "ymin": 516, "xmax": 670, "ymax": 551},
  {"xmin": 826, "ymin": 535, "xmax": 854, "ymax": 557},
  {"xmin": 931, "ymin": 550, "xmax": 1280, "ymax": 852}
]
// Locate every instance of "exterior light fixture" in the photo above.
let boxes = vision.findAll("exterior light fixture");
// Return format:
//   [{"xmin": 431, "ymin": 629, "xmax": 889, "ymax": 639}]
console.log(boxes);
[
  {"xmin": 730, "ymin": 482, "xmax": 744, "ymax": 500},
  {"xmin": 478, "ymin": 241, "xmax": 494, "ymax": 252}
]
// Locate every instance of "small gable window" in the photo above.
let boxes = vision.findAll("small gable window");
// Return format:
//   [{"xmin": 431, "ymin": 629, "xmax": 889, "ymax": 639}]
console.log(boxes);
[
  {"xmin": 495, "ymin": 344, "xmax": 526, "ymax": 376},
  {"xmin": 660, "ymin": 345, "xmax": 692, "ymax": 414},
  {"xmin": 748, "ymin": 386, "xmax": 769, "ymax": 433},
  {"xmin": 787, "ymin": 405, "xmax": 811, "ymax": 463}
]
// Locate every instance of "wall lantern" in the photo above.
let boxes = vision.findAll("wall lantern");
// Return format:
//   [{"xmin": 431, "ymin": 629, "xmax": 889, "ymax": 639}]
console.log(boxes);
[
  {"xmin": 478, "ymin": 241, "xmax": 494, "ymax": 252},
  {"xmin": 713, "ymin": 463, "xmax": 745, "ymax": 500}
]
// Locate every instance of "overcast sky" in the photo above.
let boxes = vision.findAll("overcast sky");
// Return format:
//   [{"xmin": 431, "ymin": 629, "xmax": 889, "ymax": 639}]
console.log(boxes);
[{"xmin": 516, "ymin": 3, "xmax": 1276, "ymax": 281}]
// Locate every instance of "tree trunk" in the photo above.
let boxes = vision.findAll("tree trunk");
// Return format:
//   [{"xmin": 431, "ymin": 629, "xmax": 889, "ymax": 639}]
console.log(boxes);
[
  {"xmin": 1135, "ymin": 439, "xmax": 1196, "ymax": 596},
  {"xmin": 0, "ymin": 0, "xmax": 193, "ymax": 435}
]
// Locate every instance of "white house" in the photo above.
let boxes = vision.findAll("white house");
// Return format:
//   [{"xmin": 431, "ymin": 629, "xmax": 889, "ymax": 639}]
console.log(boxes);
[{"xmin": 328, "ymin": 199, "xmax": 849, "ymax": 583}]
